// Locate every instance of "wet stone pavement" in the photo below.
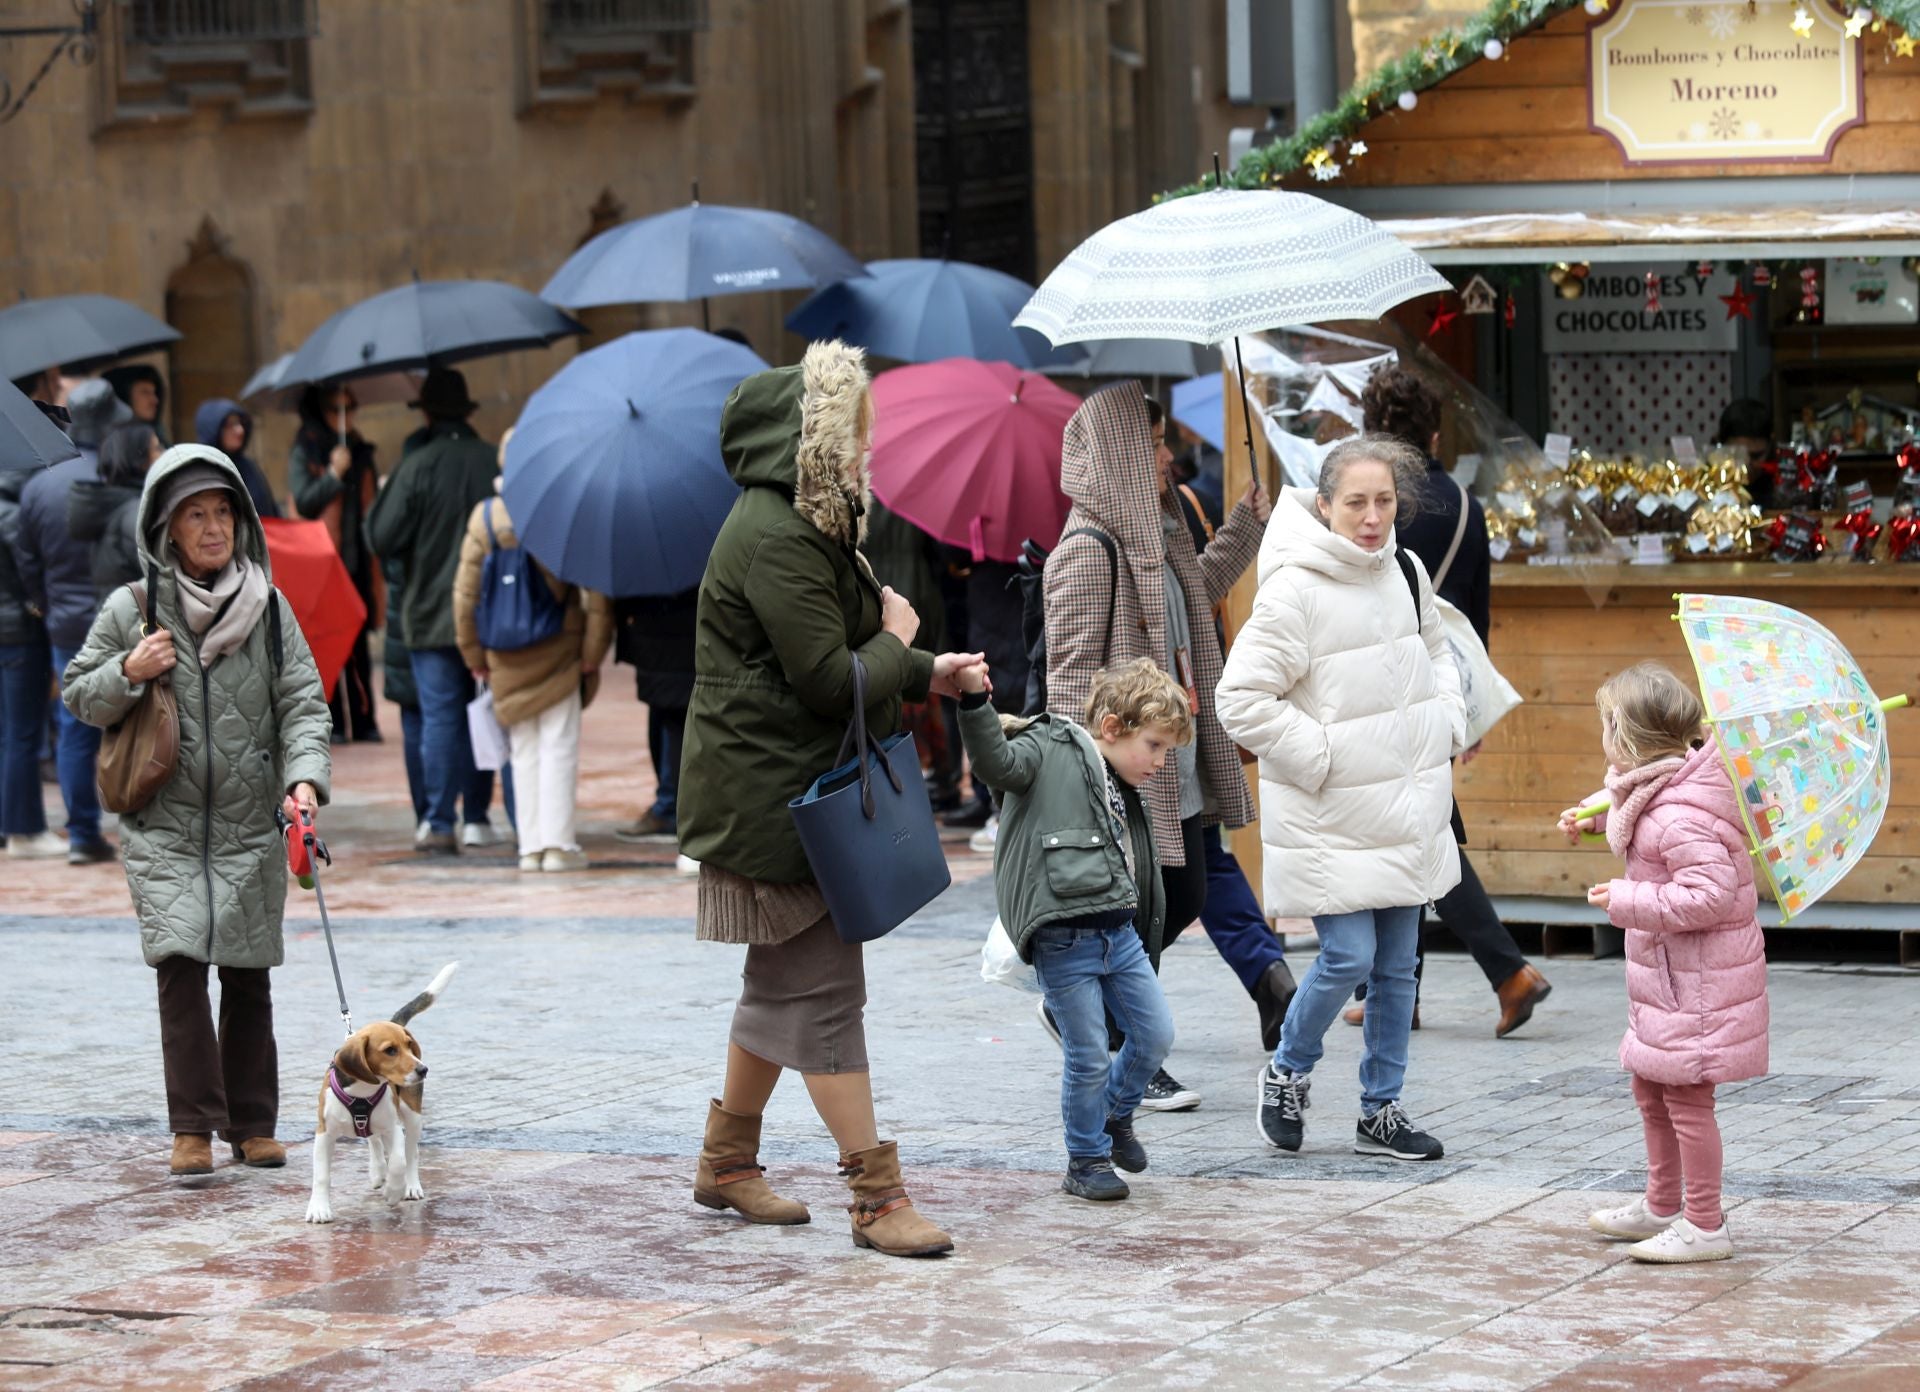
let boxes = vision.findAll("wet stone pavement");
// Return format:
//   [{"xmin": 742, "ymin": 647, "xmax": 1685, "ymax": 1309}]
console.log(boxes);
[{"xmin": 5, "ymin": 687, "xmax": 1920, "ymax": 1389}]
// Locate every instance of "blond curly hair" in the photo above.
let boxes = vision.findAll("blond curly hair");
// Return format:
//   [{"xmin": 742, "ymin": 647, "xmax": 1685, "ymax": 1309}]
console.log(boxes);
[
  {"xmin": 1086, "ymin": 658, "xmax": 1194, "ymax": 746},
  {"xmin": 1596, "ymin": 661, "xmax": 1704, "ymax": 768}
]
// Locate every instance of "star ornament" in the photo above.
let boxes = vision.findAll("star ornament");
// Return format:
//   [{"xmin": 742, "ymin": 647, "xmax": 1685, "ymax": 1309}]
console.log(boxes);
[
  {"xmin": 1428, "ymin": 302, "xmax": 1461, "ymax": 337},
  {"xmin": 1844, "ymin": 8, "xmax": 1869, "ymax": 36},
  {"xmin": 1899, "ymin": 30, "xmax": 1919, "ymax": 53},
  {"xmin": 1790, "ymin": 6, "xmax": 1814, "ymax": 35},
  {"xmin": 1721, "ymin": 282, "xmax": 1757, "ymax": 320}
]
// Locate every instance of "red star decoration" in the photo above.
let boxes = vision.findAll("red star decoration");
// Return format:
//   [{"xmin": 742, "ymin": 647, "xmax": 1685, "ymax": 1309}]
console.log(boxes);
[
  {"xmin": 1720, "ymin": 283, "xmax": 1756, "ymax": 321},
  {"xmin": 1427, "ymin": 302, "xmax": 1460, "ymax": 337}
]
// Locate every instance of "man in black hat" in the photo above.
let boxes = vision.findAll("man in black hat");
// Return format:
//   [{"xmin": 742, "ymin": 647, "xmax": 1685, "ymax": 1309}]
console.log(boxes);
[{"xmin": 367, "ymin": 368, "xmax": 503, "ymax": 855}]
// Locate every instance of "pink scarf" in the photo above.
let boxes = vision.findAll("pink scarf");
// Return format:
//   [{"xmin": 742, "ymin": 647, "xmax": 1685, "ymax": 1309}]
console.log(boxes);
[{"xmin": 1603, "ymin": 755, "xmax": 1688, "ymax": 858}]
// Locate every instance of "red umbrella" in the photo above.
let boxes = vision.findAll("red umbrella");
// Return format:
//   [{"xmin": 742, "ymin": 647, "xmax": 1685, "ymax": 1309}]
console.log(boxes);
[
  {"xmin": 869, "ymin": 358, "xmax": 1080, "ymax": 563},
  {"xmin": 261, "ymin": 518, "xmax": 367, "ymax": 698}
]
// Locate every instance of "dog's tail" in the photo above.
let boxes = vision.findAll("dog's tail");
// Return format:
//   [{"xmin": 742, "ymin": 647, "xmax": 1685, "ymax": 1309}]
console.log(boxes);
[{"xmin": 392, "ymin": 962, "xmax": 460, "ymax": 1027}]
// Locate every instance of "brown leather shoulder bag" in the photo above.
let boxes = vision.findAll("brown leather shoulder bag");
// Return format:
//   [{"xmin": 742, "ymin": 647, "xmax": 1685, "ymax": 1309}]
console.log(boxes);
[{"xmin": 97, "ymin": 578, "xmax": 180, "ymax": 815}]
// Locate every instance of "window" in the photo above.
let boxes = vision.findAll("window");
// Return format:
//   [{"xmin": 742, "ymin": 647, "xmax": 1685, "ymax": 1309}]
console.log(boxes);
[
  {"xmin": 516, "ymin": 0, "xmax": 706, "ymax": 112},
  {"xmin": 95, "ymin": 0, "xmax": 314, "ymax": 130}
]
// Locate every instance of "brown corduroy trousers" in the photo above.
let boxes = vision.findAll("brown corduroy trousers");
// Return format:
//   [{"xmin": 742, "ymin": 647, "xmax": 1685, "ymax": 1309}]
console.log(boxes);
[{"xmin": 155, "ymin": 955, "xmax": 279, "ymax": 1143}]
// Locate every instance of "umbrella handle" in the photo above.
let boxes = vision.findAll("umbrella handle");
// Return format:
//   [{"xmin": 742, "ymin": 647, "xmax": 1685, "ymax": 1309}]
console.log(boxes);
[{"xmin": 1882, "ymin": 694, "xmax": 1910, "ymax": 713}]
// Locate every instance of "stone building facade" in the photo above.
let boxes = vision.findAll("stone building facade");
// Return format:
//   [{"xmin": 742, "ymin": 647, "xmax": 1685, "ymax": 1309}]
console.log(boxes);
[{"xmin": 0, "ymin": 0, "xmax": 1244, "ymax": 494}]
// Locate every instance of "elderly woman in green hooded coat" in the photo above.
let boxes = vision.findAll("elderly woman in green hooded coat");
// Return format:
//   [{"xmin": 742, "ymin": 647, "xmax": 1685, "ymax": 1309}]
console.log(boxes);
[{"xmin": 63, "ymin": 444, "xmax": 332, "ymax": 1180}]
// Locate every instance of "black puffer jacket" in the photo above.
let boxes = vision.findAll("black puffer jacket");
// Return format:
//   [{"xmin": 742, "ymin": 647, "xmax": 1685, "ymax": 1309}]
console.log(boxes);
[
  {"xmin": 16, "ymin": 450, "xmax": 103, "ymax": 650},
  {"xmin": 68, "ymin": 478, "xmax": 144, "ymax": 604},
  {"xmin": 0, "ymin": 467, "xmax": 47, "ymax": 647},
  {"xmin": 614, "ymin": 588, "xmax": 697, "ymax": 709}
]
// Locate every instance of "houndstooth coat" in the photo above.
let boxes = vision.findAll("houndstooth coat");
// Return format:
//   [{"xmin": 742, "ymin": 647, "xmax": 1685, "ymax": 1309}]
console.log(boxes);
[{"xmin": 1043, "ymin": 382, "xmax": 1263, "ymax": 867}]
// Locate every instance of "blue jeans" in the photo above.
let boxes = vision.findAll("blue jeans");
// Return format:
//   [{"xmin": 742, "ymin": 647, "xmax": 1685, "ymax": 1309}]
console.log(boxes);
[
  {"xmin": 1198, "ymin": 825, "xmax": 1286, "ymax": 994},
  {"xmin": 399, "ymin": 703, "xmax": 429, "ymax": 823},
  {"xmin": 411, "ymin": 648, "xmax": 482, "ymax": 835},
  {"xmin": 0, "ymin": 642, "xmax": 50, "ymax": 837},
  {"xmin": 647, "ymin": 705, "xmax": 685, "ymax": 824},
  {"xmin": 1276, "ymin": 905, "xmax": 1421, "ymax": 1112},
  {"xmin": 50, "ymin": 645, "xmax": 103, "ymax": 847},
  {"xmin": 1032, "ymin": 924, "xmax": 1175, "ymax": 1160}
]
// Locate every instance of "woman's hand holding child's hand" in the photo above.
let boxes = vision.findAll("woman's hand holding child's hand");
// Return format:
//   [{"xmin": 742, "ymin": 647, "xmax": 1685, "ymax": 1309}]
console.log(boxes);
[
  {"xmin": 1587, "ymin": 883, "xmax": 1611, "ymax": 909},
  {"xmin": 930, "ymin": 651, "xmax": 988, "ymax": 701}
]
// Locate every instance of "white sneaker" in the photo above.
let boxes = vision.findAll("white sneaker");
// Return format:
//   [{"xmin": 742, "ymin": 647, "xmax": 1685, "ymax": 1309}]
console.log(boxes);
[
  {"xmin": 461, "ymin": 821, "xmax": 496, "ymax": 849},
  {"xmin": 968, "ymin": 817, "xmax": 998, "ymax": 855},
  {"xmin": 1627, "ymin": 1216, "xmax": 1733, "ymax": 1263},
  {"xmin": 6, "ymin": 831, "xmax": 68, "ymax": 859},
  {"xmin": 542, "ymin": 848, "xmax": 589, "ymax": 873},
  {"xmin": 415, "ymin": 819, "xmax": 432, "ymax": 848},
  {"xmin": 674, "ymin": 854, "xmax": 700, "ymax": 876},
  {"xmin": 518, "ymin": 853, "xmax": 543, "ymax": 872},
  {"xmin": 1589, "ymin": 1195, "xmax": 1682, "ymax": 1241}
]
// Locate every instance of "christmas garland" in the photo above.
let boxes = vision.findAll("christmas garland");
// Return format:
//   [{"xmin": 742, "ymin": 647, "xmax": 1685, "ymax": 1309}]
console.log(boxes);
[{"xmin": 1159, "ymin": 0, "xmax": 1920, "ymax": 199}]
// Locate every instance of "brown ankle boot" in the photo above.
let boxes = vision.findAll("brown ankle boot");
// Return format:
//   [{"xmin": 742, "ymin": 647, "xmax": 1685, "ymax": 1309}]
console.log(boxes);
[
  {"xmin": 170, "ymin": 1133, "xmax": 213, "ymax": 1176},
  {"xmin": 693, "ymin": 1100, "xmax": 810, "ymax": 1225},
  {"xmin": 232, "ymin": 1137, "xmax": 287, "ymax": 1168},
  {"xmin": 1495, "ymin": 963, "xmax": 1552, "ymax": 1038},
  {"xmin": 839, "ymin": 1141, "xmax": 953, "ymax": 1257}
]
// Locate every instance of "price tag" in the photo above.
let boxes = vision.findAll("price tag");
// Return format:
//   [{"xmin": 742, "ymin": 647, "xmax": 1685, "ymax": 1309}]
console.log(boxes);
[
  {"xmin": 1488, "ymin": 536, "xmax": 1512, "ymax": 562},
  {"xmin": 1685, "ymin": 533, "xmax": 1711, "ymax": 554},
  {"xmin": 1543, "ymin": 433, "xmax": 1572, "ymax": 468},
  {"xmin": 1708, "ymin": 489, "xmax": 1742, "ymax": 509},
  {"xmin": 1612, "ymin": 484, "xmax": 1640, "ymax": 504},
  {"xmin": 1516, "ymin": 526, "xmax": 1539, "ymax": 549},
  {"xmin": 1576, "ymin": 485, "xmax": 1602, "ymax": 506},
  {"xmin": 1455, "ymin": 452, "xmax": 1482, "ymax": 487},
  {"xmin": 1636, "ymin": 492, "xmax": 1665, "ymax": 518},
  {"xmin": 1634, "ymin": 534, "xmax": 1667, "ymax": 565},
  {"xmin": 1670, "ymin": 436, "xmax": 1700, "ymax": 466},
  {"xmin": 1671, "ymin": 489, "xmax": 1700, "ymax": 513},
  {"xmin": 1496, "ymin": 489, "xmax": 1531, "ymax": 515},
  {"xmin": 1843, "ymin": 480, "xmax": 1874, "ymax": 513},
  {"xmin": 1543, "ymin": 485, "xmax": 1570, "ymax": 507},
  {"xmin": 1712, "ymin": 532, "xmax": 1735, "ymax": 554}
]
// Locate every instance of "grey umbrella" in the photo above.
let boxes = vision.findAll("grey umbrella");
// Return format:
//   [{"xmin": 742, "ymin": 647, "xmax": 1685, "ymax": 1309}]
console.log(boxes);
[
  {"xmin": 0, "ymin": 294, "xmax": 182, "ymax": 382},
  {"xmin": 281, "ymin": 279, "xmax": 583, "ymax": 386},
  {"xmin": 0, "ymin": 377, "xmax": 78, "ymax": 469},
  {"xmin": 239, "ymin": 352, "xmax": 421, "ymax": 413}
]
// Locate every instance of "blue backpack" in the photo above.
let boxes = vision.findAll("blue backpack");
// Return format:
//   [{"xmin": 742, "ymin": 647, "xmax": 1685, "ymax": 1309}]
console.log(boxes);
[{"xmin": 474, "ymin": 500, "xmax": 566, "ymax": 652}]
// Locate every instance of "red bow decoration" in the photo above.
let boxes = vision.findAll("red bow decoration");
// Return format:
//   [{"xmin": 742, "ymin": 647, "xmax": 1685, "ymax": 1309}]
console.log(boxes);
[
  {"xmin": 1840, "ymin": 508, "xmax": 1883, "ymax": 560},
  {"xmin": 1898, "ymin": 442, "xmax": 1920, "ymax": 479},
  {"xmin": 1890, "ymin": 514, "xmax": 1920, "ymax": 561},
  {"xmin": 1644, "ymin": 271, "xmax": 1663, "ymax": 314}
]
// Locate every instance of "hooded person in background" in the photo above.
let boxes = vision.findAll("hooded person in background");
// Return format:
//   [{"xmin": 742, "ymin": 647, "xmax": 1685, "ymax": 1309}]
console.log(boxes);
[
  {"xmin": 70, "ymin": 420, "xmax": 164, "ymax": 604},
  {"xmin": 103, "ymin": 364, "xmax": 169, "ymax": 444},
  {"xmin": 14, "ymin": 378, "xmax": 131, "ymax": 864},
  {"xmin": 195, "ymin": 399, "xmax": 279, "ymax": 520},
  {"xmin": 291, "ymin": 384, "xmax": 382, "ymax": 743}
]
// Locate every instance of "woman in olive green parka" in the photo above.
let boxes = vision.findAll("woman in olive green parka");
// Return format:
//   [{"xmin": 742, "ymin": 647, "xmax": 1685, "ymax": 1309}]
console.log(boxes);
[
  {"xmin": 64, "ymin": 445, "xmax": 332, "ymax": 1180},
  {"xmin": 678, "ymin": 340, "xmax": 982, "ymax": 1258}
]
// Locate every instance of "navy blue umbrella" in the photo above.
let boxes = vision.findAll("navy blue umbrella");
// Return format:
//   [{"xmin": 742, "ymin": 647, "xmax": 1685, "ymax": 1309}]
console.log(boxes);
[
  {"xmin": 0, "ymin": 294, "xmax": 181, "ymax": 382},
  {"xmin": 0, "ymin": 377, "xmax": 78, "ymax": 470},
  {"xmin": 282, "ymin": 279, "xmax": 583, "ymax": 385},
  {"xmin": 785, "ymin": 258, "xmax": 1076, "ymax": 370},
  {"xmin": 540, "ymin": 196, "xmax": 866, "ymax": 318},
  {"xmin": 502, "ymin": 329, "xmax": 769, "ymax": 597}
]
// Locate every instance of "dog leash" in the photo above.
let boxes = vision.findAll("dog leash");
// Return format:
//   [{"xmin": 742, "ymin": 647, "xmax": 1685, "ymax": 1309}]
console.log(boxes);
[{"xmin": 278, "ymin": 803, "xmax": 352, "ymax": 1036}]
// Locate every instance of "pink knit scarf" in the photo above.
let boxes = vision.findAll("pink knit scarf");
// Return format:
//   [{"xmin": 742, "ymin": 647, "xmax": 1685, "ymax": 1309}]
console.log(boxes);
[{"xmin": 1603, "ymin": 755, "xmax": 1687, "ymax": 858}]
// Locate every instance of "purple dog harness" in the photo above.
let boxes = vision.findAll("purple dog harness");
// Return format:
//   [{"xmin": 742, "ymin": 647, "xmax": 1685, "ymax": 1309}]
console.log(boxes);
[{"xmin": 328, "ymin": 1067, "xmax": 388, "ymax": 1139}]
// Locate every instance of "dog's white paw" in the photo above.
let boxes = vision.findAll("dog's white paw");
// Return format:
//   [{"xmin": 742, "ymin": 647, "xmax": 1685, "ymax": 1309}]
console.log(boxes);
[
  {"xmin": 382, "ymin": 1177, "xmax": 406, "ymax": 1207},
  {"xmin": 306, "ymin": 1198, "xmax": 334, "ymax": 1224},
  {"xmin": 403, "ymin": 1181, "xmax": 425, "ymax": 1202}
]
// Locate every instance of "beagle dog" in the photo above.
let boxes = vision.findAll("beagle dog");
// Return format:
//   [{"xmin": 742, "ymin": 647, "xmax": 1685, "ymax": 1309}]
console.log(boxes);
[{"xmin": 306, "ymin": 963, "xmax": 458, "ymax": 1224}]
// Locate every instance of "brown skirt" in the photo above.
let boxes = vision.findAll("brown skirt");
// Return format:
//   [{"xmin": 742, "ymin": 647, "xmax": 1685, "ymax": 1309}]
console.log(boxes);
[{"xmin": 730, "ymin": 913, "xmax": 868, "ymax": 1074}]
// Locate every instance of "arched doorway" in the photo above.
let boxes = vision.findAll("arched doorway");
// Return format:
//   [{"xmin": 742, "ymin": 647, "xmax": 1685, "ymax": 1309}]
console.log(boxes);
[{"xmin": 165, "ymin": 217, "xmax": 259, "ymax": 446}]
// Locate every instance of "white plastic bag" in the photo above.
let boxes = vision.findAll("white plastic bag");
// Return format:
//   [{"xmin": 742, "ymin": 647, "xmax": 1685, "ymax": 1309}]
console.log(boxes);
[
  {"xmin": 1434, "ymin": 595, "xmax": 1523, "ymax": 747},
  {"xmin": 467, "ymin": 687, "xmax": 510, "ymax": 772},
  {"xmin": 980, "ymin": 916, "xmax": 1042, "ymax": 994}
]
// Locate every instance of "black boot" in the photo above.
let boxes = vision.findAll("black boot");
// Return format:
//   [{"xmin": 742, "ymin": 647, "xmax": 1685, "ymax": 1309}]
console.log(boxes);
[{"xmin": 1253, "ymin": 959, "xmax": 1298, "ymax": 1054}]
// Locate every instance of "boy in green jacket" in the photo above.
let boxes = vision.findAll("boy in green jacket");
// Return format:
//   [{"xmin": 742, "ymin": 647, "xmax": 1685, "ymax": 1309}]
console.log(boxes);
[{"xmin": 957, "ymin": 657, "xmax": 1190, "ymax": 1201}]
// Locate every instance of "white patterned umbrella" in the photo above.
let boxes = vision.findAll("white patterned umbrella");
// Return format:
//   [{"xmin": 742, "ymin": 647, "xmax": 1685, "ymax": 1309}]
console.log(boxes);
[
  {"xmin": 1014, "ymin": 186, "xmax": 1450, "ymax": 487},
  {"xmin": 1014, "ymin": 188, "xmax": 1450, "ymax": 346}
]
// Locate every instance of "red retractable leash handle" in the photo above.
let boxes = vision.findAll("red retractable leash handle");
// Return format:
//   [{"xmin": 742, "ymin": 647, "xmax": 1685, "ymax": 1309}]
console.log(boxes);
[{"xmin": 276, "ymin": 799, "xmax": 351, "ymax": 1035}]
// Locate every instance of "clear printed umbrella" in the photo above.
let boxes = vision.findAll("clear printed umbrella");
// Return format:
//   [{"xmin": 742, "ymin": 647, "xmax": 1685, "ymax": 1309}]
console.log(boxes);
[{"xmin": 1013, "ymin": 182, "xmax": 1450, "ymax": 487}]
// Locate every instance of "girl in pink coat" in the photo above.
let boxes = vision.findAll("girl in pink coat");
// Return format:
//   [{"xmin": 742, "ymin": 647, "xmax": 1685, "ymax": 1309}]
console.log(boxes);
[{"xmin": 1559, "ymin": 662, "xmax": 1768, "ymax": 1264}]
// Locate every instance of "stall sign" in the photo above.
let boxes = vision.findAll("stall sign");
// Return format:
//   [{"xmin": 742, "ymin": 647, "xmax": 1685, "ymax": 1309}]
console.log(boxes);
[
  {"xmin": 1589, "ymin": 0, "xmax": 1862, "ymax": 165},
  {"xmin": 1540, "ymin": 263, "xmax": 1740, "ymax": 353},
  {"xmin": 1825, "ymin": 258, "xmax": 1920, "ymax": 325}
]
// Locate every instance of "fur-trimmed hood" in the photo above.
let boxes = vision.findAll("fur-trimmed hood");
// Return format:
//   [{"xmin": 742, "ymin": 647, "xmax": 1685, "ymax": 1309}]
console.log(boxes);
[{"xmin": 719, "ymin": 339, "xmax": 871, "ymax": 546}]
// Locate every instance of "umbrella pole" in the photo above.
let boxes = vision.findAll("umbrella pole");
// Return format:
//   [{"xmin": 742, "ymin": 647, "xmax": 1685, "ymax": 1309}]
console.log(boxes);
[
  {"xmin": 702, "ymin": 298, "xmax": 711, "ymax": 333},
  {"xmin": 1231, "ymin": 335, "xmax": 1270, "ymax": 497}
]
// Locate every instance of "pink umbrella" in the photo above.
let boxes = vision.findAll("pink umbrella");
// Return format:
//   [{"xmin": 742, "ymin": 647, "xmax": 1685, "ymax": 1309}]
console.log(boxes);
[{"xmin": 869, "ymin": 358, "xmax": 1081, "ymax": 563}]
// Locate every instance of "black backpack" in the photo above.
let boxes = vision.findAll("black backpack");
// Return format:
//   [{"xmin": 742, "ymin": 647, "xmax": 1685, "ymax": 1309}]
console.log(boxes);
[{"xmin": 1014, "ymin": 527, "xmax": 1120, "ymax": 717}]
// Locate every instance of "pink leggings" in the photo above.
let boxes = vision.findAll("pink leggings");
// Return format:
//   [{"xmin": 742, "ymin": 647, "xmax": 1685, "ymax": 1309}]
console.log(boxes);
[{"xmin": 1632, "ymin": 1074, "xmax": 1723, "ymax": 1230}]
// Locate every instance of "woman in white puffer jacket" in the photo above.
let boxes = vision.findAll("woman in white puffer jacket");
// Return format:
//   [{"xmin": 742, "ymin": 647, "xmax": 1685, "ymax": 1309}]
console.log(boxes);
[{"xmin": 1216, "ymin": 436, "xmax": 1466, "ymax": 1164}]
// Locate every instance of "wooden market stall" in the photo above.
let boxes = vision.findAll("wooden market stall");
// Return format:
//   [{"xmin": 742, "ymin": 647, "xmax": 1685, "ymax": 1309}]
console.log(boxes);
[{"xmin": 1212, "ymin": 0, "xmax": 1920, "ymax": 948}]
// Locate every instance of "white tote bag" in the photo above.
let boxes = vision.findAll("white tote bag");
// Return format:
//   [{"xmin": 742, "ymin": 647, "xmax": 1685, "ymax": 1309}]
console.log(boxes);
[
  {"xmin": 980, "ymin": 916, "xmax": 1043, "ymax": 994},
  {"xmin": 466, "ymin": 687, "xmax": 510, "ymax": 772},
  {"xmin": 1430, "ymin": 478, "xmax": 1523, "ymax": 747}
]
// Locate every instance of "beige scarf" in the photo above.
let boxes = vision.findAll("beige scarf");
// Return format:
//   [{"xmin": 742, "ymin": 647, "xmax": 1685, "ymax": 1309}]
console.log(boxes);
[{"xmin": 171, "ymin": 550, "xmax": 271, "ymax": 667}]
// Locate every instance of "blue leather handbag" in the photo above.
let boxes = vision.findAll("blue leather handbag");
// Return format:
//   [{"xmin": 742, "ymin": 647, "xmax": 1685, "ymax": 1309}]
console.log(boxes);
[{"xmin": 789, "ymin": 654, "xmax": 951, "ymax": 943}]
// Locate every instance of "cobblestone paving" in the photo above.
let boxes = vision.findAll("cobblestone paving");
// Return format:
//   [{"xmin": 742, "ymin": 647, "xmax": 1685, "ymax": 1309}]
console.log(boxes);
[{"xmin": 5, "ymin": 685, "xmax": 1920, "ymax": 1388}]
